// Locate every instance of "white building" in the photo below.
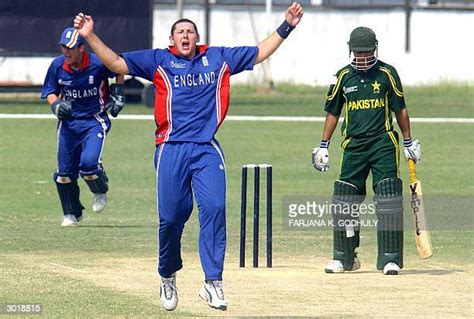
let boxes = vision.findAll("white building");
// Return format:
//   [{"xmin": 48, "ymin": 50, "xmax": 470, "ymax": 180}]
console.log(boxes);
[{"xmin": 1, "ymin": 3, "xmax": 473, "ymax": 86}]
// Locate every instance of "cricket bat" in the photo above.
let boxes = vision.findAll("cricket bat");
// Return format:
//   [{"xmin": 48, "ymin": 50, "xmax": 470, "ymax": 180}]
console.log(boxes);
[{"xmin": 408, "ymin": 159, "xmax": 433, "ymax": 259}]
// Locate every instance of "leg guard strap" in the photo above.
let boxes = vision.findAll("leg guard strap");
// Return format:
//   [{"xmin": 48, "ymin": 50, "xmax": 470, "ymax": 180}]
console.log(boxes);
[
  {"xmin": 81, "ymin": 170, "xmax": 109, "ymax": 194},
  {"xmin": 54, "ymin": 173, "xmax": 84, "ymax": 218},
  {"xmin": 375, "ymin": 178, "xmax": 404, "ymax": 270},
  {"xmin": 332, "ymin": 180, "xmax": 364, "ymax": 270}
]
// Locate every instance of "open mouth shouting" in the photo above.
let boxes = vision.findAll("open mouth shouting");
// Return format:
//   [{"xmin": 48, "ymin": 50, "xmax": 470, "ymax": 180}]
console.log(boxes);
[
  {"xmin": 181, "ymin": 41, "xmax": 190, "ymax": 52},
  {"xmin": 171, "ymin": 21, "xmax": 199, "ymax": 59}
]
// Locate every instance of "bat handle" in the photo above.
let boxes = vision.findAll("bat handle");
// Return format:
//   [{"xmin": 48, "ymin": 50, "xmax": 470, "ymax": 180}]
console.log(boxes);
[{"xmin": 408, "ymin": 159, "xmax": 417, "ymax": 184}]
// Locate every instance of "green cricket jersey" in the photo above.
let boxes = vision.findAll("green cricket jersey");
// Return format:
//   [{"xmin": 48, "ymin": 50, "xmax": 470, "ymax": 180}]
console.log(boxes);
[{"xmin": 324, "ymin": 60, "xmax": 406, "ymax": 138}]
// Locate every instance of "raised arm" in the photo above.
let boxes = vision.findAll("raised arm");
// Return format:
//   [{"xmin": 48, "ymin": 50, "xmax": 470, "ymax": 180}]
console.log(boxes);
[
  {"xmin": 255, "ymin": 2, "xmax": 304, "ymax": 64},
  {"xmin": 73, "ymin": 13, "xmax": 129, "ymax": 74}
]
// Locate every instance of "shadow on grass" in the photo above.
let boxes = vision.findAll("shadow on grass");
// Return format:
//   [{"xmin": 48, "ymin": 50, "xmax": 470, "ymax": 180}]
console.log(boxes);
[
  {"xmin": 402, "ymin": 268, "xmax": 464, "ymax": 275},
  {"xmin": 78, "ymin": 225, "xmax": 156, "ymax": 228},
  {"xmin": 256, "ymin": 265, "xmax": 464, "ymax": 276}
]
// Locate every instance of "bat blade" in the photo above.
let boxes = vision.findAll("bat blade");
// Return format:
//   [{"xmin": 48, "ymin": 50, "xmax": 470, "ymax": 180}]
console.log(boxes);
[{"xmin": 408, "ymin": 160, "xmax": 433, "ymax": 259}]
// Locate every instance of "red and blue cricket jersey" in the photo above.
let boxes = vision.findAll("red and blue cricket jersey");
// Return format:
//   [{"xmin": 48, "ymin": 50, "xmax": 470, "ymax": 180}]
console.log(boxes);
[
  {"xmin": 121, "ymin": 45, "xmax": 258, "ymax": 144},
  {"xmin": 41, "ymin": 50, "xmax": 117, "ymax": 180},
  {"xmin": 41, "ymin": 51, "xmax": 117, "ymax": 118},
  {"xmin": 123, "ymin": 45, "xmax": 257, "ymax": 280}
]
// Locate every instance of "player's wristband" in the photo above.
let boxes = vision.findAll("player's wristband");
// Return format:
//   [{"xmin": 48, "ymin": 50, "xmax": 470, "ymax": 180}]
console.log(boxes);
[
  {"xmin": 403, "ymin": 138, "xmax": 413, "ymax": 147},
  {"xmin": 276, "ymin": 20, "xmax": 295, "ymax": 39},
  {"xmin": 320, "ymin": 140, "xmax": 330, "ymax": 149}
]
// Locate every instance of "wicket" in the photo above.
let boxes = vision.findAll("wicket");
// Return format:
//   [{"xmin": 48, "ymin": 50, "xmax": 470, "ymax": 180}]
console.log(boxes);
[{"xmin": 240, "ymin": 164, "xmax": 272, "ymax": 268}]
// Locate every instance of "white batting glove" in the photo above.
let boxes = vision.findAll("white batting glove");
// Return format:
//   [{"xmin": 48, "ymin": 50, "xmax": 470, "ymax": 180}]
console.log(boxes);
[
  {"xmin": 403, "ymin": 138, "xmax": 421, "ymax": 163},
  {"xmin": 312, "ymin": 140, "xmax": 330, "ymax": 172}
]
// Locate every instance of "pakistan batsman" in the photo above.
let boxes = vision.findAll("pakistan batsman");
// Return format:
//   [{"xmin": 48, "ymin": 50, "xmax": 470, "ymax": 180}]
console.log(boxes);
[{"xmin": 312, "ymin": 27, "xmax": 421, "ymax": 275}]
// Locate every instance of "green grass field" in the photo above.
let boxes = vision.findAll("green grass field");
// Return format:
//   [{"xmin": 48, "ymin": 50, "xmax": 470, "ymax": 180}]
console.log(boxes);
[{"xmin": 0, "ymin": 84, "xmax": 473, "ymax": 317}]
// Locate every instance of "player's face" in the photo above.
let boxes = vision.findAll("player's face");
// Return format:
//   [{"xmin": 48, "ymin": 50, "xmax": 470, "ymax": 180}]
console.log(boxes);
[
  {"xmin": 170, "ymin": 22, "xmax": 199, "ymax": 59},
  {"xmin": 61, "ymin": 45, "xmax": 84, "ymax": 68},
  {"xmin": 352, "ymin": 50, "xmax": 376, "ymax": 71}
]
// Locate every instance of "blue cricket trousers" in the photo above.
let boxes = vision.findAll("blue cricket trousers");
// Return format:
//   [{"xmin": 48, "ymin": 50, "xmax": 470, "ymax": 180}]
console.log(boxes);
[
  {"xmin": 155, "ymin": 139, "xmax": 226, "ymax": 281},
  {"xmin": 56, "ymin": 113, "xmax": 110, "ymax": 178}
]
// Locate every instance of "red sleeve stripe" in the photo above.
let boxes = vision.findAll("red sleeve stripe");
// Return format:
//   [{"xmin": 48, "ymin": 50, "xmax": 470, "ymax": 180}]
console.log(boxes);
[
  {"xmin": 215, "ymin": 63, "xmax": 231, "ymax": 129},
  {"xmin": 154, "ymin": 67, "xmax": 173, "ymax": 144}
]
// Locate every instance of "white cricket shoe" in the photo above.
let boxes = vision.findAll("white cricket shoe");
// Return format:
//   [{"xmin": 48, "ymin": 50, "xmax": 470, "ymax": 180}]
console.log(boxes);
[
  {"xmin": 199, "ymin": 280, "xmax": 228, "ymax": 310},
  {"xmin": 325, "ymin": 255, "xmax": 361, "ymax": 273},
  {"xmin": 160, "ymin": 273, "xmax": 178, "ymax": 311},
  {"xmin": 92, "ymin": 193, "xmax": 107, "ymax": 213},
  {"xmin": 383, "ymin": 262, "xmax": 400, "ymax": 275},
  {"xmin": 61, "ymin": 214, "xmax": 78, "ymax": 227}
]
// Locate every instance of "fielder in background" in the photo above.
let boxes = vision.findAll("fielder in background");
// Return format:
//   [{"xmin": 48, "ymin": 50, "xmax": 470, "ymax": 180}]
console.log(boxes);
[
  {"xmin": 74, "ymin": 2, "xmax": 303, "ymax": 312},
  {"xmin": 41, "ymin": 27, "xmax": 125, "ymax": 227},
  {"xmin": 312, "ymin": 27, "xmax": 421, "ymax": 275}
]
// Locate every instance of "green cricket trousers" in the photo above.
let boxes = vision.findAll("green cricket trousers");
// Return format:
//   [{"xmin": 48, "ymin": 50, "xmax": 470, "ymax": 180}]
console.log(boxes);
[{"xmin": 339, "ymin": 131, "xmax": 400, "ymax": 195}]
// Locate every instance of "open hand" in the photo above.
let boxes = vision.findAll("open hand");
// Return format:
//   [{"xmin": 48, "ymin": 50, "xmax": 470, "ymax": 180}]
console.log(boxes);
[{"xmin": 285, "ymin": 2, "xmax": 304, "ymax": 27}]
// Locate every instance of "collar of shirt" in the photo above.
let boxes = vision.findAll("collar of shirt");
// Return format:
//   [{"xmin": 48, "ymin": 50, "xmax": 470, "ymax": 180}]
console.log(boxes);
[
  {"xmin": 62, "ymin": 51, "xmax": 91, "ymax": 73},
  {"xmin": 168, "ymin": 44, "xmax": 209, "ymax": 60}
]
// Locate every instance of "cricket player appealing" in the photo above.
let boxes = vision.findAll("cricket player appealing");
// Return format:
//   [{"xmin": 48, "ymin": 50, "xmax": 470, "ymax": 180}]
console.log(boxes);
[
  {"xmin": 41, "ymin": 28, "xmax": 125, "ymax": 227},
  {"xmin": 74, "ymin": 2, "xmax": 303, "ymax": 311},
  {"xmin": 312, "ymin": 27, "xmax": 421, "ymax": 275}
]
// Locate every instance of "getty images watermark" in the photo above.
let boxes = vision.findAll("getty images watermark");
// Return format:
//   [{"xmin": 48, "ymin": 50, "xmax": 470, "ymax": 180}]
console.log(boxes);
[
  {"xmin": 282, "ymin": 195, "xmax": 474, "ymax": 231},
  {"xmin": 282, "ymin": 195, "xmax": 377, "ymax": 230}
]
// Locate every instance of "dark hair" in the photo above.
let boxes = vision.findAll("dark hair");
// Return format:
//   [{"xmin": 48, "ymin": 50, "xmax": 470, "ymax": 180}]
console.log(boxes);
[{"xmin": 170, "ymin": 19, "xmax": 199, "ymax": 35}]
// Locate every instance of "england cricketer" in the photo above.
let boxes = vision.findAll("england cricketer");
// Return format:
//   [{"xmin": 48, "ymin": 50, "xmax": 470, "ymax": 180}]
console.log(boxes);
[
  {"xmin": 74, "ymin": 2, "xmax": 303, "ymax": 311},
  {"xmin": 41, "ymin": 27, "xmax": 125, "ymax": 227},
  {"xmin": 312, "ymin": 27, "xmax": 421, "ymax": 275}
]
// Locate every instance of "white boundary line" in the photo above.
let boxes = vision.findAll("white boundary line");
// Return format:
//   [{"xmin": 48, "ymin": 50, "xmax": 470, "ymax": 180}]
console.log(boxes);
[
  {"xmin": 0, "ymin": 113, "xmax": 473, "ymax": 123},
  {"xmin": 48, "ymin": 262, "xmax": 85, "ymax": 273},
  {"xmin": 426, "ymin": 264, "xmax": 449, "ymax": 271}
]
